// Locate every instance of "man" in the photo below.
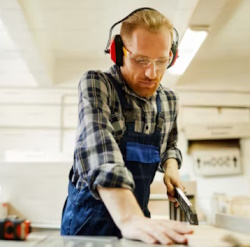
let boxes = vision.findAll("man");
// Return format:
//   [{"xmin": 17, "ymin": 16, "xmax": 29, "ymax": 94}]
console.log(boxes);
[{"xmin": 61, "ymin": 8, "xmax": 193, "ymax": 245}]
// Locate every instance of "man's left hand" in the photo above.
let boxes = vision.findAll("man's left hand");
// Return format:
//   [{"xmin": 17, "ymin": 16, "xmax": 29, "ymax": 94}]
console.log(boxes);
[{"xmin": 163, "ymin": 159, "xmax": 185, "ymax": 207}]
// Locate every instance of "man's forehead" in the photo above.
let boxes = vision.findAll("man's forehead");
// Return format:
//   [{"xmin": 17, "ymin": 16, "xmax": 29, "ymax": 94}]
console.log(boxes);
[
  {"xmin": 123, "ymin": 26, "xmax": 170, "ymax": 41},
  {"xmin": 125, "ymin": 27, "xmax": 172, "ymax": 57}
]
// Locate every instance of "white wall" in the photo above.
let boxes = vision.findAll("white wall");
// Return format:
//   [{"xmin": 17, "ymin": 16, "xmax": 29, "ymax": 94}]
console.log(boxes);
[
  {"xmin": 0, "ymin": 161, "xmax": 71, "ymax": 227},
  {"xmin": 0, "ymin": 87, "xmax": 78, "ymax": 161}
]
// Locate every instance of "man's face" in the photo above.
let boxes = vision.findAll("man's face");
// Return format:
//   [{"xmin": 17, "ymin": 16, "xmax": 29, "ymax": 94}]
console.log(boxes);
[{"xmin": 120, "ymin": 26, "xmax": 172, "ymax": 98}]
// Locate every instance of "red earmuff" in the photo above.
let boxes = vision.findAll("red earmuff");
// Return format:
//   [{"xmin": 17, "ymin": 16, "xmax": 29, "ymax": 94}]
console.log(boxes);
[
  {"xmin": 109, "ymin": 35, "xmax": 124, "ymax": 67},
  {"xmin": 167, "ymin": 41, "xmax": 179, "ymax": 68},
  {"xmin": 171, "ymin": 48, "xmax": 179, "ymax": 67}
]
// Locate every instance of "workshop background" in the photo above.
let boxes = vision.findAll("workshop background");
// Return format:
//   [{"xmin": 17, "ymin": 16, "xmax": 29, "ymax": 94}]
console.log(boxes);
[{"xmin": 0, "ymin": 0, "xmax": 250, "ymax": 230}]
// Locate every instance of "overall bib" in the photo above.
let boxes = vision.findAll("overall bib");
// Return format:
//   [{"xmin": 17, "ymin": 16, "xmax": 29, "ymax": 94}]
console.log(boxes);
[{"xmin": 61, "ymin": 74, "xmax": 164, "ymax": 237}]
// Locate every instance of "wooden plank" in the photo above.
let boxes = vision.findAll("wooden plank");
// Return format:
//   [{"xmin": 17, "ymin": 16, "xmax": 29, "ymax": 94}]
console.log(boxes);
[{"xmin": 187, "ymin": 225, "xmax": 250, "ymax": 247}]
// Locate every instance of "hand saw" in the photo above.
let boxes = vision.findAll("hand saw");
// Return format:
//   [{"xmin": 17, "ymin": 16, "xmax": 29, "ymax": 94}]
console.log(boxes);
[{"xmin": 174, "ymin": 187, "xmax": 199, "ymax": 225}]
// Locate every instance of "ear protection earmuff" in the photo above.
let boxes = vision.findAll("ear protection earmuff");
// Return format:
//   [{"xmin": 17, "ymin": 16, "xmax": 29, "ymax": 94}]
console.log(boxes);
[{"xmin": 104, "ymin": 7, "xmax": 179, "ymax": 68}]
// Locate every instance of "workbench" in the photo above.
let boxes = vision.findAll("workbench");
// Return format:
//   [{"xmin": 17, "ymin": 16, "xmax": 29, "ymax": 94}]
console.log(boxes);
[{"xmin": 1, "ymin": 225, "xmax": 250, "ymax": 247}]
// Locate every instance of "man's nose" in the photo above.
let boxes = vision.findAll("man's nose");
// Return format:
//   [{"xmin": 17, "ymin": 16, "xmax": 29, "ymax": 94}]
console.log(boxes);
[{"xmin": 145, "ymin": 62, "xmax": 157, "ymax": 79}]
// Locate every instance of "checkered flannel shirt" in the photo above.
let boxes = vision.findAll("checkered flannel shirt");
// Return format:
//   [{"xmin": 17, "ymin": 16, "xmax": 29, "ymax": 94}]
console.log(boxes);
[{"xmin": 72, "ymin": 65, "xmax": 182, "ymax": 199}]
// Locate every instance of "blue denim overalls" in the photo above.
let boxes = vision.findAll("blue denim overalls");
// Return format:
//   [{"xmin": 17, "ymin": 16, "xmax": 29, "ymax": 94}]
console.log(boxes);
[{"xmin": 61, "ymin": 73, "xmax": 164, "ymax": 237}]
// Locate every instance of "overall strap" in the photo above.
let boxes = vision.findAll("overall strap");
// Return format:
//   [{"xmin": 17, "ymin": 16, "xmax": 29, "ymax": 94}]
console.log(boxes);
[
  {"xmin": 155, "ymin": 93, "xmax": 165, "ymax": 133},
  {"xmin": 104, "ymin": 73, "xmax": 131, "ymax": 111},
  {"xmin": 104, "ymin": 73, "xmax": 135, "ymax": 130}
]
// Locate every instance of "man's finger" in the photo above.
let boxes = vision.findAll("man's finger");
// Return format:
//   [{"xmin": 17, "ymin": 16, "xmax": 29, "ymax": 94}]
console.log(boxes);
[
  {"xmin": 169, "ymin": 221, "xmax": 194, "ymax": 235},
  {"xmin": 167, "ymin": 192, "xmax": 176, "ymax": 202},
  {"xmin": 167, "ymin": 193, "xmax": 179, "ymax": 206},
  {"xmin": 166, "ymin": 180, "xmax": 174, "ymax": 196},
  {"xmin": 174, "ymin": 182, "xmax": 185, "ymax": 194},
  {"xmin": 180, "ymin": 183, "xmax": 186, "ymax": 193}
]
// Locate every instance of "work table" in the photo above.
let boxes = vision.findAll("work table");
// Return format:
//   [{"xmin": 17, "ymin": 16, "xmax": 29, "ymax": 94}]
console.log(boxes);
[{"xmin": 1, "ymin": 225, "xmax": 250, "ymax": 247}]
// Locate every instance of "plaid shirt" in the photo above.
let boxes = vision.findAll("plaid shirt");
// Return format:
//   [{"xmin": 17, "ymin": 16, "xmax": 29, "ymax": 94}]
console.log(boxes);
[{"xmin": 72, "ymin": 65, "xmax": 182, "ymax": 199}]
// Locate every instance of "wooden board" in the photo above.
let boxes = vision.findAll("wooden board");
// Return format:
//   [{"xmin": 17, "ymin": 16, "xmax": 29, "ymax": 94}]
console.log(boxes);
[{"xmin": 187, "ymin": 225, "xmax": 250, "ymax": 247}]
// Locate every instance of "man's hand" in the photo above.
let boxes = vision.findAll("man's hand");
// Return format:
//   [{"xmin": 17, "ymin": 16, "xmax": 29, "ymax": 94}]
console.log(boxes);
[
  {"xmin": 163, "ymin": 158, "xmax": 185, "ymax": 207},
  {"xmin": 120, "ymin": 215, "xmax": 193, "ymax": 245},
  {"xmin": 98, "ymin": 186, "xmax": 193, "ymax": 245}
]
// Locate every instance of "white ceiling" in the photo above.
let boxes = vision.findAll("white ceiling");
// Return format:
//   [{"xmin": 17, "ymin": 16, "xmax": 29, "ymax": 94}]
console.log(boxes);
[{"xmin": 0, "ymin": 0, "xmax": 250, "ymax": 91}]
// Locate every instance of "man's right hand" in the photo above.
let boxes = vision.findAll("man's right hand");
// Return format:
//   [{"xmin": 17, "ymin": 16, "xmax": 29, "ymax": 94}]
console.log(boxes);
[{"xmin": 98, "ymin": 186, "xmax": 193, "ymax": 245}]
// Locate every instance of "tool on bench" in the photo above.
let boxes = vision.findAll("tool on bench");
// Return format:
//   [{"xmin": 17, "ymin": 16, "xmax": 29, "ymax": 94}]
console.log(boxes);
[{"xmin": 0, "ymin": 216, "xmax": 31, "ymax": 240}]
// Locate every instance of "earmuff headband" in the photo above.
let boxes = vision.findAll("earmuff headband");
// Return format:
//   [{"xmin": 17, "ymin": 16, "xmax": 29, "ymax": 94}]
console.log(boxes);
[{"xmin": 104, "ymin": 7, "xmax": 156, "ymax": 54}]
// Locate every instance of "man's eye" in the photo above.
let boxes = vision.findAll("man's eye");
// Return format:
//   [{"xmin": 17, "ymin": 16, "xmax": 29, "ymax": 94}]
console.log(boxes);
[
  {"xmin": 156, "ymin": 59, "xmax": 168, "ymax": 65},
  {"xmin": 135, "ymin": 58, "xmax": 149, "ymax": 65}
]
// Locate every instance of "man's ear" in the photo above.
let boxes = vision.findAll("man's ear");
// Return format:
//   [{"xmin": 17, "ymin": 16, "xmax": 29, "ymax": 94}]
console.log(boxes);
[{"xmin": 168, "ymin": 50, "xmax": 174, "ymax": 65}]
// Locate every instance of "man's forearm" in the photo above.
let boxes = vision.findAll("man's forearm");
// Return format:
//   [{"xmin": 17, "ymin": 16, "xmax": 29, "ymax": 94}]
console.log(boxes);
[{"xmin": 97, "ymin": 186, "xmax": 144, "ymax": 229}]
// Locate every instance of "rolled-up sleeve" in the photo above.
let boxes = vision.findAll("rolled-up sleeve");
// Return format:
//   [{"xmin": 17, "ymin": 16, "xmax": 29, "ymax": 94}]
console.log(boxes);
[{"xmin": 74, "ymin": 71, "xmax": 135, "ymax": 199}]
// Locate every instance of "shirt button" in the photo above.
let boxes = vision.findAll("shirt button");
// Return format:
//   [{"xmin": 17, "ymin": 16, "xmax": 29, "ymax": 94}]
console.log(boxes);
[{"xmin": 145, "ymin": 125, "xmax": 149, "ymax": 130}]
